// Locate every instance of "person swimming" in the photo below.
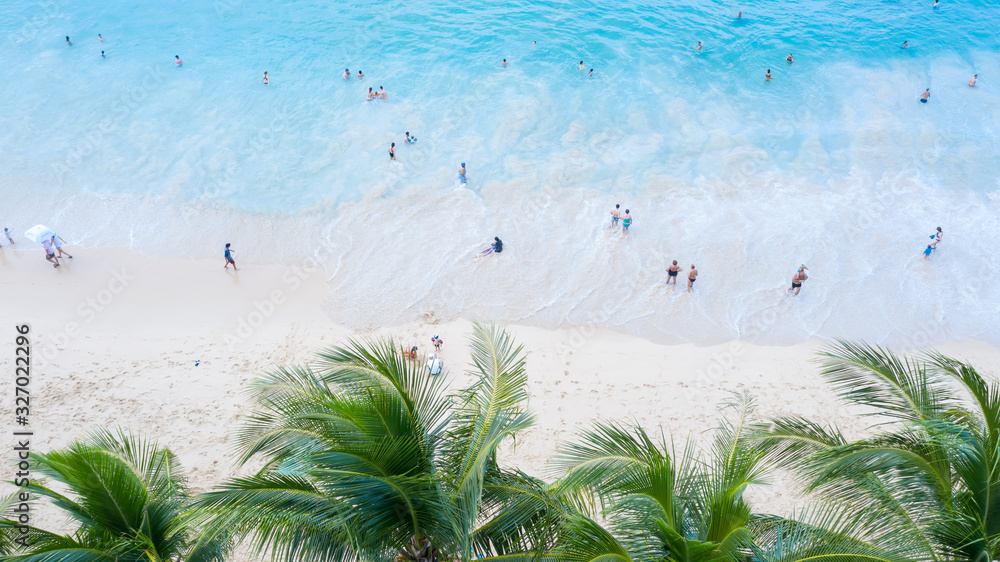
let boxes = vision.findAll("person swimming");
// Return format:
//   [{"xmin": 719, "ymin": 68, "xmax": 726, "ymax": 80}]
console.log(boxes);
[
  {"xmin": 589, "ymin": 68, "xmax": 594, "ymax": 76},
  {"xmin": 343, "ymin": 68, "xmax": 350, "ymax": 79},
  {"xmin": 101, "ymin": 50, "xmax": 105, "ymax": 59},
  {"xmin": 921, "ymin": 88, "xmax": 930, "ymax": 102},
  {"xmin": 366, "ymin": 87, "xmax": 375, "ymax": 101},
  {"xmin": 98, "ymin": 34, "xmax": 103, "ymax": 41},
  {"xmin": 902, "ymin": 40, "xmax": 908, "ymax": 48},
  {"xmin": 969, "ymin": 74, "xmax": 978, "ymax": 87},
  {"xmin": 358, "ymin": 70, "xmax": 364, "ymax": 79},
  {"xmin": 579, "ymin": 60, "xmax": 584, "ymax": 71},
  {"xmin": 260, "ymin": 71, "xmax": 269, "ymax": 85},
  {"xmin": 502, "ymin": 58, "xmax": 508, "ymax": 66},
  {"xmin": 389, "ymin": 142, "xmax": 395, "ymax": 160},
  {"xmin": 378, "ymin": 86, "xmax": 387, "ymax": 99},
  {"xmin": 405, "ymin": 131, "xmax": 416, "ymax": 144},
  {"xmin": 66, "ymin": 36, "xmax": 71, "ymax": 46},
  {"xmin": 175, "ymin": 55, "xmax": 182, "ymax": 66},
  {"xmin": 696, "ymin": 41, "xmax": 702, "ymax": 50},
  {"xmin": 765, "ymin": 69, "xmax": 771, "ymax": 81},
  {"xmin": 459, "ymin": 162, "xmax": 467, "ymax": 183},
  {"xmin": 786, "ymin": 54, "xmax": 794, "ymax": 63}
]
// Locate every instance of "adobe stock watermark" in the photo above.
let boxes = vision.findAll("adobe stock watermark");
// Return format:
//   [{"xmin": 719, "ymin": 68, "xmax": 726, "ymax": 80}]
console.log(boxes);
[
  {"xmin": 7, "ymin": 0, "xmax": 71, "ymax": 48},
  {"xmin": 50, "ymin": 67, "xmax": 167, "ymax": 184},
  {"xmin": 33, "ymin": 269, "xmax": 135, "ymax": 369},
  {"xmin": 223, "ymin": 249, "xmax": 334, "ymax": 349}
]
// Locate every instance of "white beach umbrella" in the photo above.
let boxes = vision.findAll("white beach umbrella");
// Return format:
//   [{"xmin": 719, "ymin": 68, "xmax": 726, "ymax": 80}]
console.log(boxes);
[{"xmin": 24, "ymin": 225, "xmax": 56, "ymax": 244}]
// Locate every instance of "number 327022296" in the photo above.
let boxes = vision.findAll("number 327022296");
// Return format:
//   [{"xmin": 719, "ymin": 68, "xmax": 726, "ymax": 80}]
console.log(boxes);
[{"xmin": 16, "ymin": 325, "xmax": 30, "ymax": 416}]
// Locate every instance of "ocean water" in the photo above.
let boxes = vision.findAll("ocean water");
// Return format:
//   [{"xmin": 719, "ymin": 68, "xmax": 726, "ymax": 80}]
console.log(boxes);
[{"xmin": 2, "ymin": 0, "xmax": 999, "ymax": 346}]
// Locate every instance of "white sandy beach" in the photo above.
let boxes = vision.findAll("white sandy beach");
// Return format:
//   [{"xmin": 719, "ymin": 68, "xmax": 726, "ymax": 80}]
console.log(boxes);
[{"xmin": 3, "ymin": 245, "xmax": 999, "ymax": 536}]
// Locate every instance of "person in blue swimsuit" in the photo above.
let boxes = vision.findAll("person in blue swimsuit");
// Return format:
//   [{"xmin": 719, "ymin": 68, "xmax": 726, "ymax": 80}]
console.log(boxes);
[
  {"xmin": 622, "ymin": 209, "xmax": 632, "ymax": 234},
  {"xmin": 610, "ymin": 204, "xmax": 621, "ymax": 228},
  {"xmin": 921, "ymin": 88, "xmax": 930, "ymax": 103}
]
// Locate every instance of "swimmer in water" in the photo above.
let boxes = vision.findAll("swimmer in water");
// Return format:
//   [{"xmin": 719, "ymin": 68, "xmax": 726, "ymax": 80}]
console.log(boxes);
[
  {"xmin": 344, "ymin": 68, "xmax": 350, "ymax": 79},
  {"xmin": 687, "ymin": 265, "xmax": 698, "ymax": 292},
  {"xmin": 933, "ymin": 0, "xmax": 939, "ymax": 6},
  {"xmin": 622, "ymin": 209, "xmax": 632, "ymax": 234},
  {"xmin": 786, "ymin": 54, "xmax": 794, "ymax": 63},
  {"xmin": 696, "ymin": 41, "xmax": 702, "ymax": 50},
  {"xmin": 175, "ymin": 55, "xmax": 182, "ymax": 66},
  {"xmin": 923, "ymin": 245, "xmax": 934, "ymax": 259},
  {"xmin": 902, "ymin": 40, "xmax": 908, "ymax": 48},
  {"xmin": 931, "ymin": 226, "xmax": 943, "ymax": 247},
  {"xmin": 502, "ymin": 58, "xmax": 508, "ymax": 66},
  {"xmin": 610, "ymin": 204, "xmax": 621, "ymax": 229},
  {"xmin": 459, "ymin": 162, "xmax": 467, "ymax": 181},
  {"xmin": 101, "ymin": 50, "xmax": 105, "ymax": 59},
  {"xmin": 379, "ymin": 86, "xmax": 387, "ymax": 99},
  {"xmin": 666, "ymin": 260, "xmax": 681, "ymax": 285},
  {"xmin": 969, "ymin": 74, "xmax": 978, "ymax": 87},
  {"xmin": 389, "ymin": 142, "xmax": 395, "ymax": 160},
  {"xmin": 921, "ymin": 88, "xmax": 930, "ymax": 102},
  {"xmin": 98, "ymin": 34, "xmax": 103, "ymax": 41},
  {"xmin": 66, "ymin": 36, "xmax": 71, "ymax": 46},
  {"xmin": 589, "ymin": 68, "xmax": 594, "ymax": 76},
  {"xmin": 579, "ymin": 60, "xmax": 584, "ymax": 71},
  {"xmin": 405, "ymin": 131, "xmax": 416, "ymax": 144},
  {"xmin": 765, "ymin": 69, "xmax": 771, "ymax": 81},
  {"xmin": 532, "ymin": 41, "xmax": 536, "ymax": 46},
  {"xmin": 738, "ymin": 10, "xmax": 742, "ymax": 18},
  {"xmin": 366, "ymin": 87, "xmax": 375, "ymax": 101},
  {"xmin": 260, "ymin": 71, "xmax": 269, "ymax": 85},
  {"xmin": 358, "ymin": 70, "xmax": 364, "ymax": 79}
]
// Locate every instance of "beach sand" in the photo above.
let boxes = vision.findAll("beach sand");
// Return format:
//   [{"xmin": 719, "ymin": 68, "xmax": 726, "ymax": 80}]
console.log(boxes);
[{"xmin": 3, "ymin": 245, "xmax": 999, "ymax": 544}]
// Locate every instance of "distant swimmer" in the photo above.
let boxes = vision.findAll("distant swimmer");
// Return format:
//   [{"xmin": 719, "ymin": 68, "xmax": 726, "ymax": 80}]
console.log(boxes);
[
  {"xmin": 260, "ymin": 71, "xmax": 269, "ymax": 85},
  {"xmin": 969, "ymin": 74, "xmax": 978, "ymax": 87},
  {"xmin": 933, "ymin": 0, "xmax": 939, "ymax": 6},
  {"xmin": 480, "ymin": 236, "xmax": 503, "ymax": 255},
  {"xmin": 687, "ymin": 265, "xmax": 698, "ymax": 292},
  {"xmin": 666, "ymin": 260, "xmax": 681, "ymax": 285},
  {"xmin": 405, "ymin": 131, "xmax": 416, "ymax": 144},
  {"xmin": 696, "ymin": 41, "xmax": 702, "ymax": 50},
  {"xmin": 902, "ymin": 40, "xmax": 908, "ymax": 48},
  {"xmin": 98, "ymin": 34, "xmax": 103, "ymax": 41},
  {"xmin": 923, "ymin": 244, "xmax": 934, "ymax": 259},
  {"xmin": 459, "ymin": 162, "xmax": 467, "ymax": 183},
  {"xmin": 66, "ymin": 36, "xmax": 71, "ymax": 46},
  {"xmin": 921, "ymin": 88, "xmax": 930, "ymax": 103},
  {"xmin": 42, "ymin": 238, "xmax": 59, "ymax": 268},
  {"xmin": 175, "ymin": 55, "xmax": 182, "ymax": 66},
  {"xmin": 532, "ymin": 41, "xmax": 536, "ymax": 46},
  {"xmin": 765, "ymin": 69, "xmax": 771, "ymax": 81},
  {"xmin": 579, "ymin": 60, "xmax": 585, "ymax": 71},
  {"xmin": 622, "ymin": 209, "xmax": 632, "ymax": 234},
  {"xmin": 367, "ymin": 87, "xmax": 375, "ymax": 101},
  {"xmin": 738, "ymin": 10, "xmax": 742, "ymax": 18},
  {"xmin": 224, "ymin": 243, "xmax": 237, "ymax": 270},
  {"xmin": 343, "ymin": 68, "xmax": 350, "ymax": 79},
  {"xmin": 389, "ymin": 142, "xmax": 396, "ymax": 160},
  {"xmin": 589, "ymin": 68, "xmax": 594, "ymax": 76},
  {"xmin": 930, "ymin": 226, "xmax": 943, "ymax": 247},
  {"xmin": 4, "ymin": 228, "xmax": 13, "ymax": 246},
  {"xmin": 101, "ymin": 50, "xmax": 105, "ymax": 59},
  {"xmin": 51, "ymin": 234, "xmax": 73, "ymax": 259},
  {"xmin": 786, "ymin": 54, "xmax": 794, "ymax": 63},
  {"xmin": 610, "ymin": 204, "xmax": 621, "ymax": 228},
  {"xmin": 502, "ymin": 58, "xmax": 508, "ymax": 67},
  {"xmin": 358, "ymin": 70, "xmax": 364, "ymax": 79},
  {"xmin": 379, "ymin": 86, "xmax": 387, "ymax": 99},
  {"xmin": 788, "ymin": 265, "xmax": 808, "ymax": 296}
]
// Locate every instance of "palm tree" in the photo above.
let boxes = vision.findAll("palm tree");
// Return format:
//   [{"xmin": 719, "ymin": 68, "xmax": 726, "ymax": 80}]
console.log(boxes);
[
  {"xmin": 195, "ymin": 323, "xmax": 568, "ymax": 562},
  {"xmin": 0, "ymin": 428, "xmax": 225, "ymax": 562},
  {"xmin": 757, "ymin": 341, "xmax": 1000, "ymax": 562},
  {"xmin": 543, "ymin": 391, "xmax": 768, "ymax": 562}
]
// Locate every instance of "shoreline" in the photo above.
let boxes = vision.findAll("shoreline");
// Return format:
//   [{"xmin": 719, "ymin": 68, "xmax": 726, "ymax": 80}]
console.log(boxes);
[{"xmin": 3, "ymin": 245, "xmax": 1000, "ymax": 521}]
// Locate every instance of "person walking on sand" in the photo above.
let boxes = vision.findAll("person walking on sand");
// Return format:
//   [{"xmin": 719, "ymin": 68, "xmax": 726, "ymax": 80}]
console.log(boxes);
[
  {"xmin": 610, "ymin": 204, "xmax": 621, "ymax": 228},
  {"xmin": 52, "ymin": 234, "xmax": 73, "ymax": 259},
  {"xmin": 687, "ymin": 265, "xmax": 698, "ymax": 292},
  {"xmin": 432, "ymin": 334, "xmax": 443, "ymax": 352},
  {"xmin": 622, "ymin": 209, "xmax": 632, "ymax": 234},
  {"xmin": 666, "ymin": 260, "xmax": 681, "ymax": 285},
  {"xmin": 921, "ymin": 88, "xmax": 930, "ymax": 103},
  {"xmin": 224, "ymin": 243, "xmax": 237, "ymax": 270},
  {"xmin": 970, "ymin": 74, "xmax": 978, "ymax": 87},
  {"xmin": 260, "ymin": 71, "xmax": 269, "ymax": 85},
  {"xmin": 4, "ymin": 228, "xmax": 13, "ymax": 246},
  {"xmin": 788, "ymin": 265, "xmax": 808, "ymax": 296},
  {"xmin": 42, "ymin": 238, "xmax": 60, "ymax": 268},
  {"xmin": 389, "ymin": 142, "xmax": 396, "ymax": 160},
  {"xmin": 426, "ymin": 353, "xmax": 444, "ymax": 376}
]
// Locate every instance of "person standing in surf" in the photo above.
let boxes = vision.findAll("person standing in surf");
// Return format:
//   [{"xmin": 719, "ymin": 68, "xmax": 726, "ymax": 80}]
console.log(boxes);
[
  {"xmin": 921, "ymin": 88, "xmax": 930, "ymax": 103},
  {"xmin": 687, "ymin": 265, "xmax": 698, "ymax": 292},
  {"xmin": 260, "ymin": 71, "xmax": 269, "ymax": 85},
  {"xmin": 666, "ymin": 260, "xmax": 681, "ymax": 285},
  {"xmin": 622, "ymin": 209, "xmax": 632, "ymax": 234},
  {"xmin": 459, "ymin": 162, "xmax": 467, "ymax": 183},
  {"xmin": 389, "ymin": 143, "xmax": 396, "ymax": 160},
  {"xmin": 788, "ymin": 265, "xmax": 808, "ymax": 296},
  {"xmin": 610, "ymin": 204, "xmax": 621, "ymax": 229},
  {"xmin": 931, "ymin": 226, "xmax": 943, "ymax": 247}
]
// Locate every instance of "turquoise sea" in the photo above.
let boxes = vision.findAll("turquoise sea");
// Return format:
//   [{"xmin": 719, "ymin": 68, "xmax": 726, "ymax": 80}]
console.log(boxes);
[{"xmin": 2, "ymin": 0, "xmax": 998, "ymax": 345}]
